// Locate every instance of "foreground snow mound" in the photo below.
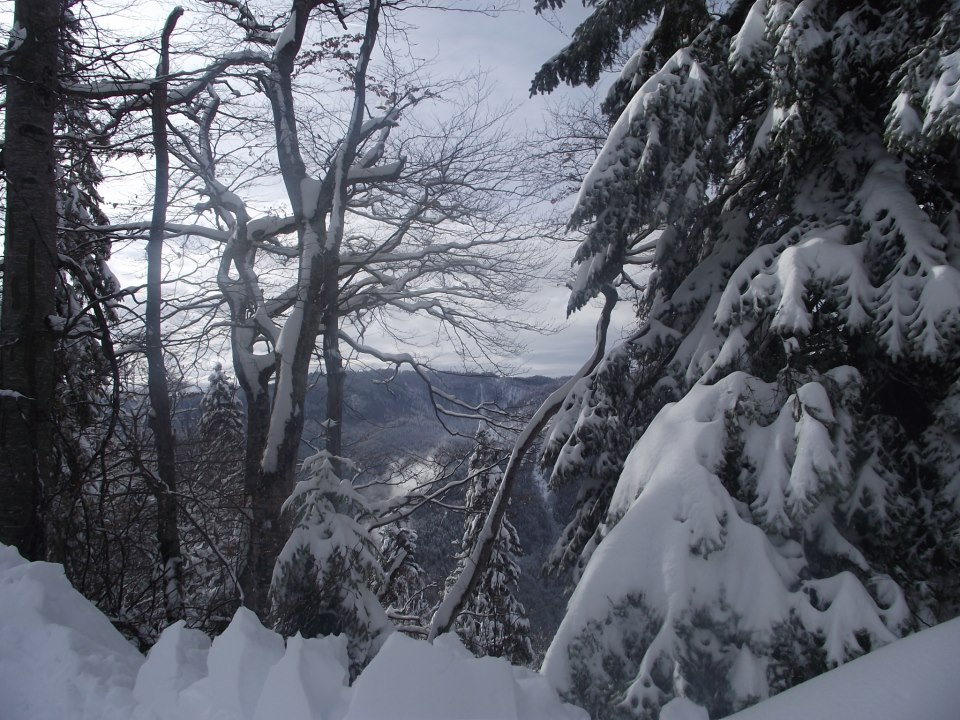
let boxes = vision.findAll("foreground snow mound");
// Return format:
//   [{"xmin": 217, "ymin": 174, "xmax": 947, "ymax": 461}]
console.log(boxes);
[
  {"xmin": 347, "ymin": 632, "xmax": 587, "ymax": 720},
  {"xmin": 133, "ymin": 620, "xmax": 211, "ymax": 717},
  {"xmin": 0, "ymin": 543, "xmax": 587, "ymax": 720},
  {"xmin": 723, "ymin": 616, "xmax": 960, "ymax": 720},
  {"xmin": 0, "ymin": 545, "xmax": 143, "ymax": 720}
]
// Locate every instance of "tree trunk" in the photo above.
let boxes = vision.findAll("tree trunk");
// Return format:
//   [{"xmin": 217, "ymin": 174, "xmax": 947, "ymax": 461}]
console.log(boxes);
[
  {"xmin": 243, "ymin": 0, "xmax": 314, "ymax": 619},
  {"xmin": 252, "ymin": 0, "xmax": 382, "ymax": 622},
  {"xmin": 321, "ymin": 271, "xmax": 343, "ymax": 461},
  {"xmin": 146, "ymin": 7, "xmax": 185, "ymax": 623},
  {"xmin": 237, "ymin": 377, "xmax": 269, "ymax": 613},
  {"xmin": 259, "ymin": 246, "xmax": 327, "ymax": 593},
  {"xmin": 0, "ymin": 0, "xmax": 61, "ymax": 560}
]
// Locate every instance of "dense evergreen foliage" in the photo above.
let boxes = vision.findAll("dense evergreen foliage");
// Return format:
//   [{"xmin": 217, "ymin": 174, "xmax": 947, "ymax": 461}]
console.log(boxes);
[
  {"xmin": 447, "ymin": 427, "xmax": 535, "ymax": 666},
  {"xmin": 536, "ymin": 1, "xmax": 960, "ymax": 717},
  {"xmin": 179, "ymin": 366, "xmax": 247, "ymax": 632},
  {"xmin": 378, "ymin": 524, "xmax": 428, "ymax": 625},
  {"xmin": 270, "ymin": 450, "xmax": 388, "ymax": 676}
]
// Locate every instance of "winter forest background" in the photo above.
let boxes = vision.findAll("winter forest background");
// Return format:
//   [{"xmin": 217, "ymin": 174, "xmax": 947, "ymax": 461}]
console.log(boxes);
[{"xmin": 0, "ymin": 1, "xmax": 959, "ymax": 719}]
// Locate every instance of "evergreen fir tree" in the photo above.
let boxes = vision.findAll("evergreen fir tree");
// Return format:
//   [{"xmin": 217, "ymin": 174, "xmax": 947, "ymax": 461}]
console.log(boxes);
[
  {"xmin": 378, "ymin": 523, "xmax": 428, "ymax": 625},
  {"xmin": 180, "ymin": 364, "xmax": 247, "ymax": 632},
  {"xmin": 448, "ymin": 427, "xmax": 535, "ymax": 667},
  {"xmin": 535, "ymin": 1, "xmax": 960, "ymax": 717},
  {"xmin": 271, "ymin": 450, "xmax": 389, "ymax": 677},
  {"xmin": 198, "ymin": 363, "xmax": 245, "ymax": 446}
]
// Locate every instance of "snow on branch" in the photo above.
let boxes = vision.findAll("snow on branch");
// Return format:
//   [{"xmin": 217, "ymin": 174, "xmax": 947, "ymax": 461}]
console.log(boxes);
[
  {"xmin": 346, "ymin": 159, "xmax": 406, "ymax": 185},
  {"xmin": 715, "ymin": 152, "xmax": 960, "ymax": 359},
  {"xmin": 428, "ymin": 285, "xmax": 619, "ymax": 641},
  {"xmin": 64, "ymin": 52, "xmax": 270, "ymax": 103},
  {"xmin": 80, "ymin": 221, "xmax": 230, "ymax": 242},
  {"xmin": 715, "ymin": 224, "xmax": 872, "ymax": 336},
  {"xmin": 0, "ymin": 389, "xmax": 32, "ymax": 401}
]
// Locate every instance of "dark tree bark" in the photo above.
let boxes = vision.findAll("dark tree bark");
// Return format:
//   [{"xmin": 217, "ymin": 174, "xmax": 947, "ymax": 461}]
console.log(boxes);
[
  {"xmin": 243, "ymin": 0, "xmax": 316, "ymax": 614},
  {"xmin": 235, "ymin": 360, "xmax": 275, "ymax": 614},
  {"xmin": 0, "ymin": 0, "xmax": 62, "ymax": 560},
  {"xmin": 146, "ymin": 7, "xmax": 185, "ymax": 623}
]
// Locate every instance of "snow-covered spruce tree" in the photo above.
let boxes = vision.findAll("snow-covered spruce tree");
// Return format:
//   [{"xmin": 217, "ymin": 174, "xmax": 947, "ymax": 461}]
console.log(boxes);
[
  {"xmin": 179, "ymin": 363, "xmax": 247, "ymax": 632},
  {"xmin": 198, "ymin": 363, "xmax": 245, "ymax": 446},
  {"xmin": 270, "ymin": 450, "xmax": 389, "ymax": 676},
  {"xmin": 378, "ymin": 523, "xmax": 428, "ymax": 627},
  {"xmin": 534, "ymin": 1, "xmax": 960, "ymax": 718},
  {"xmin": 447, "ymin": 427, "xmax": 535, "ymax": 666}
]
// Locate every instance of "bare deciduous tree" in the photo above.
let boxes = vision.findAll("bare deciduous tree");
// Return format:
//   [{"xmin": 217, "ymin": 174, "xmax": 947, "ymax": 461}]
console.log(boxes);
[
  {"xmin": 145, "ymin": 6, "xmax": 186, "ymax": 623},
  {"xmin": 99, "ymin": 1, "xmax": 549, "ymax": 622},
  {"xmin": 58, "ymin": 1, "xmax": 546, "ymax": 637}
]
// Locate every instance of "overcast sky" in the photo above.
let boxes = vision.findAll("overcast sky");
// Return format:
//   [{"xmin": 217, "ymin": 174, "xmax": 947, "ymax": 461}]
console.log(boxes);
[
  {"xmin": 101, "ymin": 0, "xmax": 633, "ymax": 378},
  {"xmin": 413, "ymin": 3, "xmax": 637, "ymax": 376},
  {"xmin": 392, "ymin": 2, "xmax": 635, "ymax": 377}
]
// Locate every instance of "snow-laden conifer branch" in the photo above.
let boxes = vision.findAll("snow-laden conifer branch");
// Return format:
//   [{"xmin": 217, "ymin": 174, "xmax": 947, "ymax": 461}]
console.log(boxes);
[
  {"xmin": 428, "ymin": 285, "xmax": 618, "ymax": 640},
  {"xmin": 538, "ymin": 2, "xmax": 960, "ymax": 715}
]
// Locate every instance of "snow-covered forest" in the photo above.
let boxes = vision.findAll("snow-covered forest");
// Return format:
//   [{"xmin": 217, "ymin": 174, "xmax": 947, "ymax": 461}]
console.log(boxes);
[{"xmin": 1, "ymin": 1, "xmax": 959, "ymax": 719}]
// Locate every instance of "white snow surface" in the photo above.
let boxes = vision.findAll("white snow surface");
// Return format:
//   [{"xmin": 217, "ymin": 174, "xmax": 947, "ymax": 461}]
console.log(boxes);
[
  {"xmin": 0, "ymin": 546, "xmax": 142, "ymax": 720},
  {"xmin": 348, "ymin": 632, "xmax": 584, "ymax": 720},
  {"xmin": 0, "ymin": 544, "xmax": 587, "ymax": 720},
  {"xmin": 2, "ymin": 538, "xmax": 958, "ymax": 720},
  {"xmin": 722, "ymin": 616, "xmax": 960, "ymax": 720}
]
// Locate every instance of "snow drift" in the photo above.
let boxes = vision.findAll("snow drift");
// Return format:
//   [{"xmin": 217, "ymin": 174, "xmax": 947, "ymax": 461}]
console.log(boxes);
[
  {"xmin": 0, "ymin": 543, "xmax": 586, "ymax": 720},
  {"xmin": 724, "ymin": 613, "xmax": 960, "ymax": 720},
  {"xmin": 3, "ymin": 540, "xmax": 960, "ymax": 720}
]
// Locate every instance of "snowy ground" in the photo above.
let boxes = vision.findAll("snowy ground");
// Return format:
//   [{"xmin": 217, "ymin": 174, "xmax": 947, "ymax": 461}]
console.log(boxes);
[
  {"xmin": 2, "ymin": 542, "xmax": 958, "ymax": 720},
  {"xmin": 0, "ymin": 544, "xmax": 586, "ymax": 720},
  {"xmin": 722, "ymin": 615, "xmax": 960, "ymax": 720}
]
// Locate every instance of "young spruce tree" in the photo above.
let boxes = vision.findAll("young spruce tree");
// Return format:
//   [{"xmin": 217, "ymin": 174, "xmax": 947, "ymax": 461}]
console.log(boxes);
[
  {"xmin": 378, "ymin": 523, "xmax": 427, "ymax": 626},
  {"xmin": 180, "ymin": 364, "xmax": 246, "ymax": 631},
  {"xmin": 448, "ymin": 427, "xmax": 535, "ymax": 666},
  {"xmin": 271, "ymin": 450, "xmax": 389, "ymax": 676},
  {"xmin": 535, "ymin": 1, "xmax": 960, "ymax": 718}
]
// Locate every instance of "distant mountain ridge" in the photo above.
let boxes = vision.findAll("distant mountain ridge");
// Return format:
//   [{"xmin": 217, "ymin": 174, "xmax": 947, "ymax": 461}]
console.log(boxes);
[{"xmin": 303, "ymin": 369, "xmax": 563, "ymax": 463}]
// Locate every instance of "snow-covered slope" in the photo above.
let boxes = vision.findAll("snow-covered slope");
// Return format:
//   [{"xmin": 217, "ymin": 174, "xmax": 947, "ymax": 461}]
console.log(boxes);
[
  {"xmin": 722, "ymin": 616, "xmax": 960, "ymax": 720},
  {"xmin": 0, "ymin": 545, "xmax": 142, "ymax": 720},
  {"xmin": 0, "ymin": 543, "xmax": 586, "ymax": 720}
]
